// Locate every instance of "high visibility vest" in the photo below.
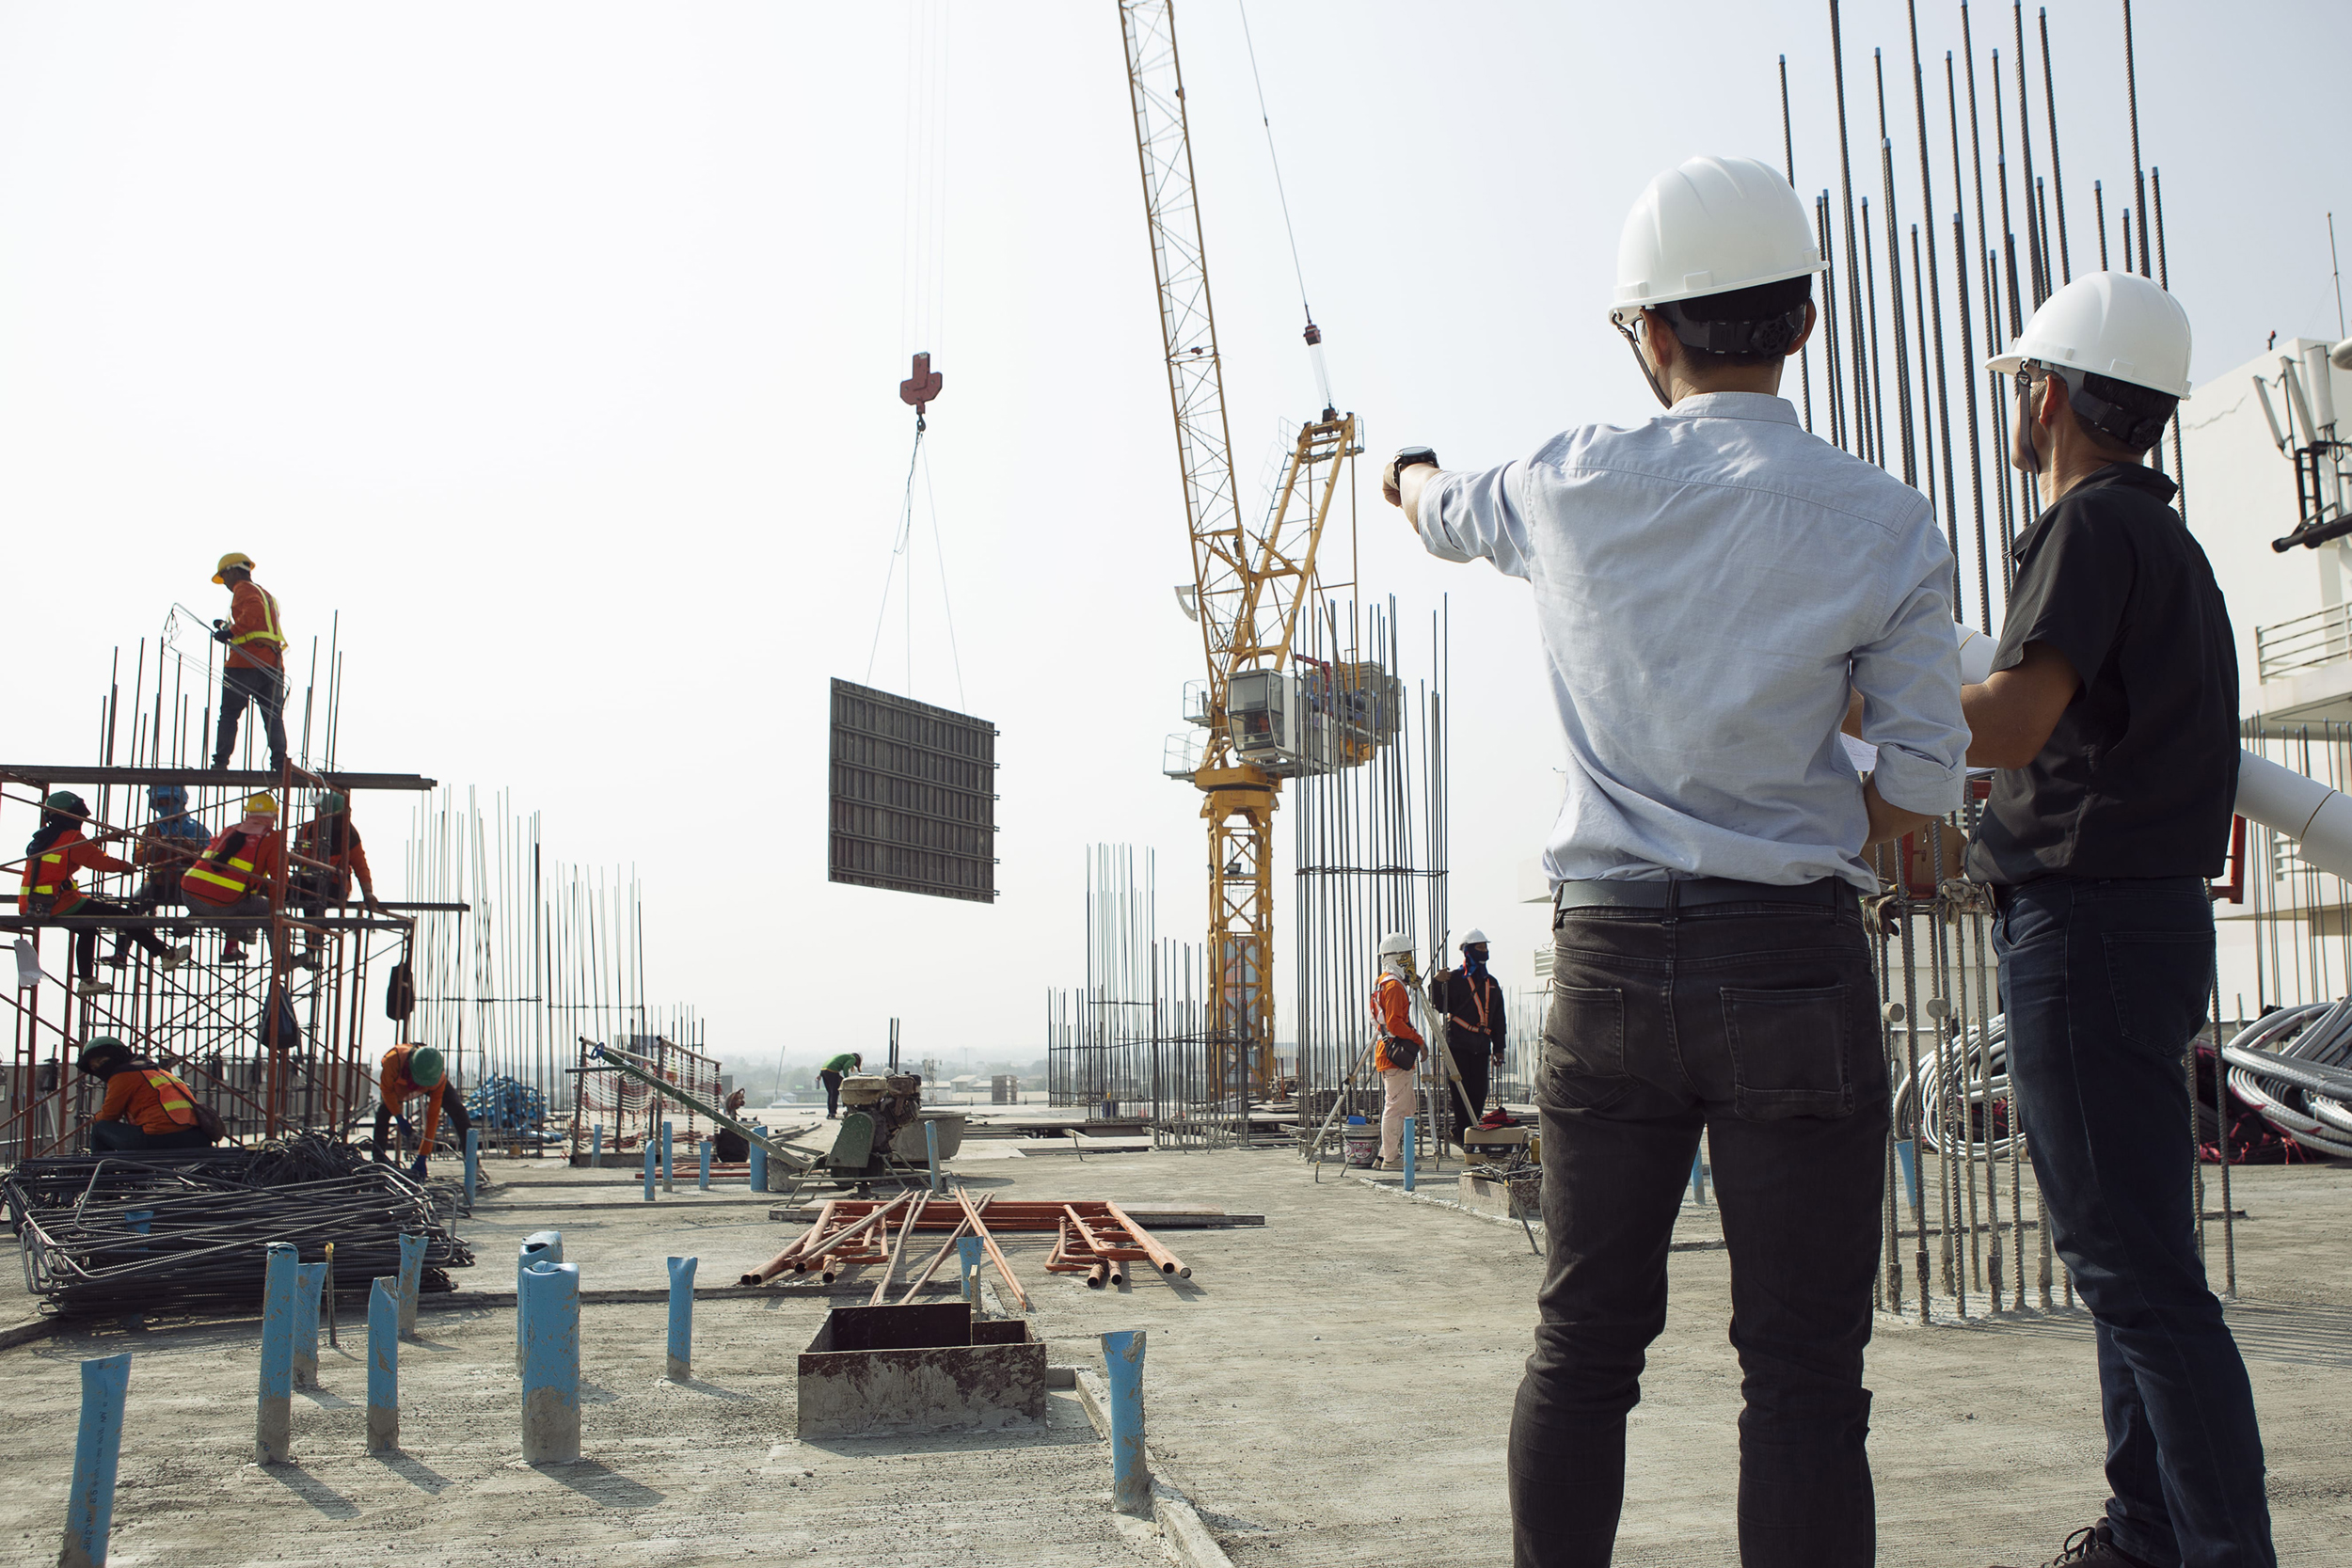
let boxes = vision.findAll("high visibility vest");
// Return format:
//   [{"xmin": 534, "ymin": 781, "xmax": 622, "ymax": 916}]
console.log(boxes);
[
  {"xmin": 230, "ymin": 586, "xmax": 286, "ymax": 652},
  {"xmin": 18, "ymin": 841, "xmax": 88, "ymax": 912},
  {"xmin": 183, "ymin": 832, "xmax": 264, "ymax": 906},
  {"xmin": 140, "ymin": 1069, "xmax": 200, "ymax": 1129}
]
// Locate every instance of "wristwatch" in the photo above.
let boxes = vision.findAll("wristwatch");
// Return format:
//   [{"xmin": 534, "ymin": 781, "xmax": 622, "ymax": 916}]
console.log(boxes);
[{"xmin": 1393, "ymin": 445, "xmax": 1438, "ymax": 473}]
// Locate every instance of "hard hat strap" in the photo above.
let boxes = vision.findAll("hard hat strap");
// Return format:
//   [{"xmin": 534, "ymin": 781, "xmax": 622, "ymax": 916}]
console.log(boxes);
[{"xmin": 1658, "ymin": 301, "xmax": 1808, "ymax": 358}]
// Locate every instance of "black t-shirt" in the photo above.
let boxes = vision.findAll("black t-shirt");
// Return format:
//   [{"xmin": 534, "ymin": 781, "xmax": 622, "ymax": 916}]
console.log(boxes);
[{"xmin": 1965, "ymin": 463, "xmax": 2239, "ymax": 885}]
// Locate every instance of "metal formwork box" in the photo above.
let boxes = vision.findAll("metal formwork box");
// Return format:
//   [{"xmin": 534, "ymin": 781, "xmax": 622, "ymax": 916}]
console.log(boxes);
[
  {"xmin": 796, "ymin": 1304, "xmax": 1045, "ymax": 1436},
  {"xmin": 827, "ymin": 679, "xmax": 998, "ymax": 903}
]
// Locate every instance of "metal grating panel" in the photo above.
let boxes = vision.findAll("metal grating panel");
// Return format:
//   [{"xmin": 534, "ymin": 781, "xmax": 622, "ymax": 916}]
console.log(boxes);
[{"xmin": 828, "ymin": 679, "xmax": 998, "ymax": 903}]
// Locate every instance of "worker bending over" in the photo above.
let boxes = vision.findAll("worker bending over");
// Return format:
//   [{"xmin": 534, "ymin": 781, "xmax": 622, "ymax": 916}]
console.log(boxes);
[
  {"xmin": 209, "ymin": 552, "xmax": 289, "ymax": 777},
  {"xmin": 291, "ymin": 792, "xmax": 387, "ymax": 966},
  {"xmin": 1370, "ymin": 932, "xmax": 1424, "ymax": 1171},
  {"xmin": 1428, "ymin": 927, "xmax": 1507, "ymax": 1147},
  {"xmin": 373, "ymin": 1043, "xmax": 469, "ymax": 1179},
  {"xmin": 818, "ymin": 1052, "xmax": 861, "ymax": 1118},
  {"xmin": 19, "ymin": 792, "xmax": 187, "ymax": 992},
  {"xmin": 1391, "ymin": 157, "xmax": 1967, "ymax": 1566},
  {"xmin": 182, "ymin": 793, "xmax": 285, "ymax": 964},
  {"xmin": 77, "ymin": 1037, "xmax": 221, "ymax": 1152},
  {"xmin": 1965, "ymin": 274, "xmax": 2271, "ymax": 1568}
]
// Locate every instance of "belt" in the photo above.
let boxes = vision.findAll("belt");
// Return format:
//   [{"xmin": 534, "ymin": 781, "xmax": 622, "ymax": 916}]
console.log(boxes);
[{"xmin": 1553, "ymin": 876, "xmax": 1856, "ymax": 912}]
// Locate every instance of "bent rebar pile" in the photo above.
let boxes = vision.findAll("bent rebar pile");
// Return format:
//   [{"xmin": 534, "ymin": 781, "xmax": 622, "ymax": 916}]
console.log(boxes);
[{"xmin": 6, "ymin": 1132, "xmax": 471, "ymax": 1317}]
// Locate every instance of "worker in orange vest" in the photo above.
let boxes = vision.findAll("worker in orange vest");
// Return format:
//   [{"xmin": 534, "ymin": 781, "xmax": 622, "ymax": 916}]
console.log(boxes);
[
  {"xmin": 373, "ymin": 1043, "xmax": 470, "ymax": 1180},
  {"xmin": 18, "ymin": 791, "xmax": 187, "ymax": 992},
  {"xmin": 209, "ymin": 552, "xmax": 289, "ymax": 776},
  {"xmin": 182, "ymin": 792, "xmax": 285, "ymax": 964},
  {"xmin": 291, "ymin": 792, "xmax": 388, "ymax": 967},
  {"xmin": 78, "ymin": 1037, "xmax": 221, "ymax": 1151},
  {"xmin": 1370, "ymin": 932, "xmax": 1426, "ymax": 1171}
]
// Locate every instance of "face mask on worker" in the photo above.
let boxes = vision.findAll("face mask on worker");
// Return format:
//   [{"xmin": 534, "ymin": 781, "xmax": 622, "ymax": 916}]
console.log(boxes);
[{"xmin": 1463, "ymin": 945, "xmax": 1489, "ymax": 975}]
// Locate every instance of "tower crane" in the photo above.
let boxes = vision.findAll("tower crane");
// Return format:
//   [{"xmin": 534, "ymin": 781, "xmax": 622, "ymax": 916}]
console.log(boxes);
[{"xmin": 1120, "ymin": 0, "xmax": 1383, "ymax": 1093}]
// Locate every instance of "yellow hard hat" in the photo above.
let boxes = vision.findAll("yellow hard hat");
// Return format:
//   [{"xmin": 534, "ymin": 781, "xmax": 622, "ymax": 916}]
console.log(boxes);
[
  {"xmin": 244, "ymin": 792, "xmax": 279, "ymax": 816},
  {"xmin": 212, "ymin": 552, "xmax": 256, "ymax": 584}
]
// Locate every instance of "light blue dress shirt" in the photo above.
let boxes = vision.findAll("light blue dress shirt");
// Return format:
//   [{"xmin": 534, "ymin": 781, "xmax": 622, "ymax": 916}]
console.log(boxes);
[{"xmin": 1416, "ymin": 391, "xmax": 1969, "ymax": 892}]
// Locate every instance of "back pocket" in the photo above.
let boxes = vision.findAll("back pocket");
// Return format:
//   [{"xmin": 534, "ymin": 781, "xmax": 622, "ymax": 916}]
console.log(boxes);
[
  {"xmin": 1543, "ymin": 983, "xmax": 1628, "ymax": 1112},
  {"xmin": 2104, "ymin": 932, "xmax": 2215, "ymax": 1054},
  {"xmin": 1720, "ymin": 984, "xmax": 1853, "ymax": 1121}
]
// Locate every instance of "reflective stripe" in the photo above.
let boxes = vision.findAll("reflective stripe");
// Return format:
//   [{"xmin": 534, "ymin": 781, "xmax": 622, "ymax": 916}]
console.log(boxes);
[
  {"xmin": 20, "ymin": 848, "xmax": 73, "ymax": 898},
  {"xmin": 140, "ymin": 1069, "xmax": 200, "ymax": 1129},
  {"xmin": 230, "ymin": 587, "xmax": 286, "ymax": 648}
]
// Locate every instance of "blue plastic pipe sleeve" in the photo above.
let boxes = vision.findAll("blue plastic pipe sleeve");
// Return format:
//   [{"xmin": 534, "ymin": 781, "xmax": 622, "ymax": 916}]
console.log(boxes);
[
  {"xmin": 1101, "ymin": 1329, "xmax": 1150, "ymax": 1515},
  {"xmin": 59, "ymin": 1352, "xmax": 131, "ymax": 1568},
  {"xmin": 366, "ymin": 1277, "xmax": 399, "ymax": 1453},
  {"xmin": 1403, "ymin": 1116, "xmax": 1418, "ymax": 1193},
  {"xmin": 394, "ymin": 1233, "xmax": 425, "ymax": 1340},
  {"xmin": 255, "ymin": 1243, "xmax": 295, "ymax": 1464},
  {"xmin": 665, "ymin": 1256, "xmax": 697, "ymax": 1381},
  {"xmin": 519, "ymin": 1260, "xmax": 581, "ymax": 1465}
]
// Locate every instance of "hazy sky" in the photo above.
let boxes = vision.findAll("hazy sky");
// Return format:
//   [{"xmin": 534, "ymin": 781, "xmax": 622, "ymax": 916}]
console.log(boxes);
[{"xmin": 8, "ymin": 1, "xmax": 2349, "ymax": 1066}]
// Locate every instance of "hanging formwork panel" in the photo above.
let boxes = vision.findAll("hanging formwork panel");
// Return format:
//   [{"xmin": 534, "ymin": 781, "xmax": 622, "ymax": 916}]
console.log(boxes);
[{"xmin": 828, "ymin": 679, "xmax": 998, "ymax": 904}]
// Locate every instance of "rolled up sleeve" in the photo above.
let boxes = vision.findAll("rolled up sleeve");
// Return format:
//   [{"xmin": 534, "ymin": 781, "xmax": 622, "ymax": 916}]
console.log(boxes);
[
  {"xmin": 1416, "ymin": 462, "xmax": 1534, "ymax": 581},
  {"xmin": 1854, "ymin": 554, "xmax": 1971, "ymax": 816}
]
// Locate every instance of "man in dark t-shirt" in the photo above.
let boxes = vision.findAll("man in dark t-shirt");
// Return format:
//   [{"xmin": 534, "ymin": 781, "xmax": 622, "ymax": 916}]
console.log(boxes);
[{"xmin": 1964, "ymin": 273, "xmax": 2272, "ymax": 1568}]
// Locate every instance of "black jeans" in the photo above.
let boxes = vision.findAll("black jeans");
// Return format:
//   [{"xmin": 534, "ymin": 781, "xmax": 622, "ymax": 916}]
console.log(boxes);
[
  {"xmin": 215, "ymin": 664, "xmax": 288, "ymax": 772},
  {"xmin": 820, "ymin": 1070, "xmax": 845, "ymax": 1117},
  {"xmin": 1511, "ymin": 888, "xmax": 1888, "ymax": 1568},
  {"xmin": 1996, "ymin": 877, "xmax": 2274, "ymax": 1568},
  {"xmin": 1447, "ymin": 1037, "xmax": 1495, "ymax": 1143},
  {"xmin": 91, "ymin": 1120, "xmax": 213, "ymax": 1152},
  {"xmin": 29, "ymin": 896, "xmax": 173, "ymax": 978}
]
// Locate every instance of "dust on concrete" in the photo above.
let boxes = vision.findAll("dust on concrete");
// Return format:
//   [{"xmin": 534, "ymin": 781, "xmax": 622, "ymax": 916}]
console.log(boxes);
[{"xmin": 4, "ymin": 1150, "xmax": 2346, "ymax": 1565}]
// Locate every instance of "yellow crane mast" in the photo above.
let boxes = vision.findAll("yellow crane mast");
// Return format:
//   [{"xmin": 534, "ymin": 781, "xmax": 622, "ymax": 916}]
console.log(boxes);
[{"xmin": 1120, "ymin": 0, "xmax": 1364, "ymax": 1092}]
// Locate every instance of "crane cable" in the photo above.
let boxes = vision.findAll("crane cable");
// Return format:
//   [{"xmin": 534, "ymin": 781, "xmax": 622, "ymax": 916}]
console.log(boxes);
[{"xmin": 1236, "ymin": 0, "xmax": 1333, "ymax": 415}]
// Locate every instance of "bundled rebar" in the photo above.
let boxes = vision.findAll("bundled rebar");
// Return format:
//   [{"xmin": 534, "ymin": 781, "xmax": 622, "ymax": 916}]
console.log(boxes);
[{"xmin": 6, "ymin": 1132, "xmax": 472, "ymax": 1317}]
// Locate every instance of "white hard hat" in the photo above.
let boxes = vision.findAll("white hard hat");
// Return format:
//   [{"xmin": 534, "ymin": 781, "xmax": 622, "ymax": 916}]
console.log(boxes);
[
  {"xmin": 1460, "ymin": 928, "xmax": 1489, "ymax": 946},
  {"xmin": 1377, "ymin": 932, "xmax": 1414, "ymax": 958},
  {"xmin": 1987, "ymin": 271, "xmax": 2192, "ymax": 400},
  {"xmin": 1613, "ymin": 155, "xmax": 1825, "ymax": 316}
]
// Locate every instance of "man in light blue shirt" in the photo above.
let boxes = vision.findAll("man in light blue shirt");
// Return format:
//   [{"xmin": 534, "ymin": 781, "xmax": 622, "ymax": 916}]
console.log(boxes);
[{"xmin": 1389, "ymin": 156, "xmax": 1968, "ymax": 1568}]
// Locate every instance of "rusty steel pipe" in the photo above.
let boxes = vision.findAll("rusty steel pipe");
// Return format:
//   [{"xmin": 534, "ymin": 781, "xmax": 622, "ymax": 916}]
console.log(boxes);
[
  {"xmin": 897, "ymin": 1196, "xmax": 993, "ymax": 1305},
  {"xmin": 1105, "ymin": 1201, "xmax": 1190, "ymax": 1277},
  {"xmin": 739, "ymin": 1199, "xmax": 836, "ymax": 1286},
  {"xmin": 958, "ymin": 1187, "xmax": 1031, "ymax": 1311}
]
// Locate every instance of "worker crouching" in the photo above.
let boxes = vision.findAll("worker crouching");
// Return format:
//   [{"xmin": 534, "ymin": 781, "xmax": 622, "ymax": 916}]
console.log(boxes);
[
  {"xmin": 373, "ymin": 1042, "xmax": 470, "ymax": 1180},
  {"xmin": 182, "ymin": 793, "xmax": 285, "ymax": 964},
  {"xmin": 1370, "ymin": 933, "xmax": 1425, "ymax": 1170},
  {"xmin": 78, "ymin": 1037, "xmax": 223, "ymax": 1152}
]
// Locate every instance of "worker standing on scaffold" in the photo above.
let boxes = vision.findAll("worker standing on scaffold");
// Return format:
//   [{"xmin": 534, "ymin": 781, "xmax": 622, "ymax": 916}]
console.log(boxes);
[
  {"xmin": 208, "ymin": 551, "xmax": 289, "ymax": 778},
  {"xmin": 1391, "ymin": 156, "xmax": 1968, "ymax": 1566},
  {"xmin": 1964, "ymin": 272, "xmax": 2271, "ymax": 1568},
  {"xmin": 1369, "ymin": 932, "xmax": 1424, "ymax": 1172}
]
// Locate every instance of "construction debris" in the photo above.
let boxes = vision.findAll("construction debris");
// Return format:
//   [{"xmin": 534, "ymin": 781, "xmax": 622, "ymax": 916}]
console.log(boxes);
[{"xmin": 740, "ymin": 1196, "xmax": 1204, "ymax": 1305}]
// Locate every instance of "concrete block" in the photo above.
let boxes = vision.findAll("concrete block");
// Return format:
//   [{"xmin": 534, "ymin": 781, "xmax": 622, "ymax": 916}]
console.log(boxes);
[{"xmin": 796, "ymin": 1303, "xmax": 1044, "ymax": 1437}]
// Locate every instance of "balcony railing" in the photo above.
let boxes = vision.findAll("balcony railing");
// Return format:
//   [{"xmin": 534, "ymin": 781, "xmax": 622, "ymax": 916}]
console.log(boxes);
[{"xmin": 2257, "ymin": 602, "xmax": 2352, "ymax": 683}]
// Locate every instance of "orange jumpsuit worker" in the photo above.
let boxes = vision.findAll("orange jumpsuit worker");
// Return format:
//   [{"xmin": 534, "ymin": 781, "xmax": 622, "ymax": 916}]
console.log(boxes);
[
  {"xmin": 373, "ymin": 1043, "xmax": 470, "ymax": 1180},
  {"xmin": 18, "ymin": 791, "xmax": 186, "ymax": 992},
  {"xmin": 209, "ymin": 552, "xmax": 289, "ymax": 776},
  {"xmin": 78, "ymin": 1037, "xmax": 220, "ymax": 1152},
  {"xmin": 182, "ymin": 793, "xmax": 286, "ymax": 964},
  {"xmin": 1370, "ymin": 932, "xmax": 1426, "ymax": 1171}
]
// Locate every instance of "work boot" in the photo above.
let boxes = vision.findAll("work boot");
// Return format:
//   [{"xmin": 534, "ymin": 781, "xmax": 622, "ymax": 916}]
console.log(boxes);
[
  {"xmin": 220, "ymin": 942, "xmax": 247, "ymax": 965},
  {"xmin": 291, "ymin": 949, "xmax": 320, "ymax": 971},
  {"xmin": 162, "ymin": 945, "xmax": 190, "ymax": 970},
  {"xmin": 1989, "ymin": 1520, "xmax": 2154, "ymax": 1568},
  {"xmin": 81, "ymin": 977, "xmax": 113, "ymax": 995}
]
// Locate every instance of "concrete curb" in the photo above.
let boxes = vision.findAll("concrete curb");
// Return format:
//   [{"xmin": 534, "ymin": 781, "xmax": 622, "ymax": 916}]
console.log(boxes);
[
  {"xmin": 1075, "ymin": 1370, "xmax": 1236, "ymax": 1568},
  {"xmin": 0, "ymin": 1317, "xmax": 62, "ymax": 1354}
]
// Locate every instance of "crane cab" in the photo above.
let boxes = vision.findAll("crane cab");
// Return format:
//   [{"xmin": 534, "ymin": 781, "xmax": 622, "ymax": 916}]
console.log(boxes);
[{"xmin": 1226, "ymin": 670, "xmax": 1326, "ymax": 777}]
